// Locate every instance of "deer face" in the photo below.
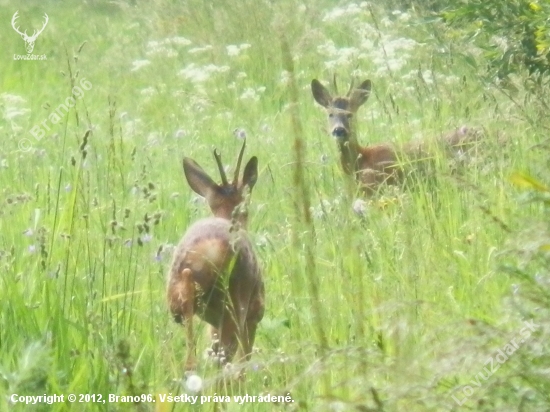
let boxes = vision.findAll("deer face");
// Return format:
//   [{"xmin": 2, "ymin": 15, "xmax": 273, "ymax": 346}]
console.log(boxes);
[
  {"xmin": 325, "ymin": 98, "xmax": 355, "ymax": 142},
  {"xmin": 311, "ymin": 78, "xmax": 372, "ymax": 143},
  {"xmin": 182, "ymin": 140, "xmax": 258, "ymax": 223}
]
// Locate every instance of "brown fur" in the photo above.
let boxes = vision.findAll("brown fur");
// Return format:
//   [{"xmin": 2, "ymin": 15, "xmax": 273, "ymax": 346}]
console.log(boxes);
[
  {"xmin": 311, "ymin": 78, "xmax": 481, "ymax": 194},
  {"xmin": 167, "ymin": 140, "xmax": 264, "ymax": 372}
]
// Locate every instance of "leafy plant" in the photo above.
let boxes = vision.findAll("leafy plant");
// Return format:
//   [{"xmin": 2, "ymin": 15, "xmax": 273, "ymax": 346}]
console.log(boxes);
[{"xmin": 443, "ymin": 0, "xmax": 550, "ymax": 79}]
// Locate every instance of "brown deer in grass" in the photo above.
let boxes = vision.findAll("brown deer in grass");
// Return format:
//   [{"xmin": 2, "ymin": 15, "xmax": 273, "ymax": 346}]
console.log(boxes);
[
  {"xmin": 167, "ymin": 140, "xmax": 264, "ymax": 372},
  {"xmin": 311, "ymin": 77, "xmax": 480, "ymax": 194}
]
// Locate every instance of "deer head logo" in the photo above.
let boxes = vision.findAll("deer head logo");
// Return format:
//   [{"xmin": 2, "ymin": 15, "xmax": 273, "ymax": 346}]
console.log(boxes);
[{"xmin": 11, "ymin": 11, "xmax": 49, "ymax": 54}]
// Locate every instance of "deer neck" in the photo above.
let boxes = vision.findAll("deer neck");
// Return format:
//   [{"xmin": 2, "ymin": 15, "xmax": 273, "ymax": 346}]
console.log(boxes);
[
  {"xmin": 337, "ymin": 132, "xmax": 361, "ymax": 176},
  {"xmin": 224, "ymin": 203, "xmax": 249, "ymax": 230}
]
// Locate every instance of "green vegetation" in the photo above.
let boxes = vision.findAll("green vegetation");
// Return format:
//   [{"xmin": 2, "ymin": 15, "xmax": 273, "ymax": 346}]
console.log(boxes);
[
  {"xmin": 0, "ymin": 0, "xmax": 549, "ymax": 410},
  {"xmin": 443, "ymin": 0, "xmax": 550, "ymax": 79}
]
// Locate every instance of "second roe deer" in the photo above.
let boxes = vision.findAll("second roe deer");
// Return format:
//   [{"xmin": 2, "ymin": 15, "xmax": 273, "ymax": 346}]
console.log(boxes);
[
  {"xmin": 167, "ymin": 139, "xmax": 264, "ymax": 372},
  {"xmin": 311, "ymin": 77, "xmax": 480, "ymax": 194}
]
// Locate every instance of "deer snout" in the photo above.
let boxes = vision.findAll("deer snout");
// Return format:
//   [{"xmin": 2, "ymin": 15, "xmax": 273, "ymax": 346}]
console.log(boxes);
[{"xmin": 332, "ymin": 126, "xmax": 348, "ymax": 140}]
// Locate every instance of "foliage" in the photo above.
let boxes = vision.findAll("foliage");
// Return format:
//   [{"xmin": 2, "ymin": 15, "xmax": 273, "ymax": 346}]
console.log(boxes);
[
  {"xmin": 442, "ymin": 0, "xmax": 550, "ymax": 79},
  {"xmin": 0, "ymin": 0, "xmax": 549, "ymax": 410},
  {"xmin": 488, "ymin": 172, "xmax": 550, "ymax": 409}
]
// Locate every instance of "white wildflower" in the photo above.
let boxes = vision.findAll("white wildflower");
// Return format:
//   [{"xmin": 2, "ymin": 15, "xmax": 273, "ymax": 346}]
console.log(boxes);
[
  {"xmin": 226, "ymin": 45, "xmax": 240, "ymax": 56},
  {"xmin": 169, "ymin": 36, "xmax": 192, "ymax": 46},
  {"xmin": 140, "ymin": 87, "xmax": 156, "ymax": 97},
  {"xmin": 178, "ymin": 63, "xmax": 229, "ymax": 83},
  {"xmin": 399, "ymin": 12, "xmax": 411, "ymax": 22},
  {"xmin": 421, "ymin": 70, "xmax": 434, "ymax": 85},
  {"xmin": 188, "ymin": 45, "xmax": 213, "ymax": 54},
  {"xmin": 174, "ymin": 129, "xmax": 187, "ymax": 138},
  {"xmin": 4, "ymin": 107, "xmax": 30, "ymax": 120},
  {"xmin": 279, "ymin": 70, "xmax": 290, "ymax": 85},
  {"xmin": 240, "ymin": 87, "xmax": 263, "ymax": 101},
  {"xmin": 226, "ymin": 43, "xmax": 250, "ymax": 57},
  {"xmin": 1, "ymin": 93, "xmax": 27, "ymax": 105},
  {"xmin": 323, "ymin": 3, "xmax": 362, "ymax": 22},
  {"xmin": 131, "ymin": 59, "xmax": 151, "ymax": 72}
]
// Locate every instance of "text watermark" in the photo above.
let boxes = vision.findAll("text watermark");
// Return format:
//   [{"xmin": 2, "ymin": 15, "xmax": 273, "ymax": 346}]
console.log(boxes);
[
  {"xmin": 451, "ymin": 319, "xmax": 539, "ymax": 406},
  {"xmin": 19, "ymin": 77, "xmax": 92, "ymax": 152}
]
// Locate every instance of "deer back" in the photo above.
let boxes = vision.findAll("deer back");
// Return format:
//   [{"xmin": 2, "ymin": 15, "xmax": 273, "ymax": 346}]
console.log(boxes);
[{"xmin": 168, "ymin": 140, "xmax": 261, "ymax": 322}]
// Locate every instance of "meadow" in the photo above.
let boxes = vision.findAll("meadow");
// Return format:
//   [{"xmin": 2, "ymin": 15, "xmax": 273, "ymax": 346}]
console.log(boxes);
[{"xmin": 1, "ymin": 0, "xmax": 549, "ymax": 411}]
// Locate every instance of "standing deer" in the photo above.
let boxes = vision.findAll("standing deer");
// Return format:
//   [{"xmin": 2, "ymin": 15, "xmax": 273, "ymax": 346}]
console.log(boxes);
[
  {"xmin": 167, "ymin": 140, "xmax": 264, "ymax": 372},
  {"xmin": 11, "ymin": 11, "xmax": 49, "ymax": 54},
  {"xmin": 311, "ymin": 77, "xmax": 479, "ymax": 194}
]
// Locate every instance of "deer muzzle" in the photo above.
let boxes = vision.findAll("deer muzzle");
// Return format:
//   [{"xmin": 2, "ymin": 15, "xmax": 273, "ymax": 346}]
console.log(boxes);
[{"xmin": 331, "ymin": 126, "xmax": 349, "ymax": 140}]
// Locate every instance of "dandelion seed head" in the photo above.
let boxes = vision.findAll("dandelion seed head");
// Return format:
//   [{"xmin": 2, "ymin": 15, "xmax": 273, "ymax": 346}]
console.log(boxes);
[
  {"xmin": 233, "ymin": 128, "xmax": 247, "ymax": 140},
  {"xmin": 353, "ymin": 199, "xmax": 368, "ymax": 217},
  {"xmin": 185, "ymin": 373, "xmax": 203, "ymax": 392}
]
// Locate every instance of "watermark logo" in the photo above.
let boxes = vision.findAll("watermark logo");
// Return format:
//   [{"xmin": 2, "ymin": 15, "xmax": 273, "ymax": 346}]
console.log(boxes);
[
  {"xmin": 451, "ymin": 319, "xmax": 539, "ymax": 406},
  {"xmin": 11, "ymin": 10, "xmax": 48, "ymax": 60}
]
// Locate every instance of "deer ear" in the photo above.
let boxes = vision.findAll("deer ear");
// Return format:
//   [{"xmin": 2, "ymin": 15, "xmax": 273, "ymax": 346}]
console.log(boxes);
[
  {"xmin": 182, "ymin": 157, "xmax": 218, "ymax": 198},
  {"xmin": 350, "ymin": 79, "xmax": 372, "ymax": 109},
  {"xmin": 242, "ymin": 156, "xmax": 258, "ymax": 191},
  {"xmin": 311, "ymin": 79, "xmax": 332, "ymax": 108}
]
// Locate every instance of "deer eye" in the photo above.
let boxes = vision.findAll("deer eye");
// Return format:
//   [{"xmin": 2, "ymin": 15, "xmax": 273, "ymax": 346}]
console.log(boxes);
[
  {"xmin": 328, "ymin": 113, "xmax": 334, "ymax": 118},
  {"xmin": 346, "ymin": 113, "xmax": 353, "ymax": 119}
]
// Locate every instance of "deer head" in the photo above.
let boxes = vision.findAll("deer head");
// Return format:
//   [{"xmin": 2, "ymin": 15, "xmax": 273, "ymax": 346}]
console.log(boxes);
[
  {"xmin": 311, "ymin": 77, "xmax": 372, "ymax": 143},
  {"xmin": 182, "ymin": 140, "xmax": 258, "ymax": 224},
  {"xmin": 11, "ymin": 11, "xmax": 49, "ymax": 54}
]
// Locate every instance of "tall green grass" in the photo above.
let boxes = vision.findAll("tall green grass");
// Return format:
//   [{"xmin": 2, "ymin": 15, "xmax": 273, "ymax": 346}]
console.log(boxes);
[{"xmin": 1, "ymin": 0, "xmax": 549, "ymax": 410}]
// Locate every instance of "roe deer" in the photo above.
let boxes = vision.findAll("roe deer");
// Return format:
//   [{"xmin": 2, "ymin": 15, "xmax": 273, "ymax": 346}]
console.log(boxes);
[
  {"xmin": 167, "ymin": 140, "xmax": 264, "ymax": 372},
  {"xmin": 311, "ymin": 77, "xmax": 480, "ymax": 194}
]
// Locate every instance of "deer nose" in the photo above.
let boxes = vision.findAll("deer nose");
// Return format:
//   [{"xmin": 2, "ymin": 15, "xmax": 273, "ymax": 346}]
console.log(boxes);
[{"xmin": 332, "ymin": 127, "xmax": 348, "ymax": 139}]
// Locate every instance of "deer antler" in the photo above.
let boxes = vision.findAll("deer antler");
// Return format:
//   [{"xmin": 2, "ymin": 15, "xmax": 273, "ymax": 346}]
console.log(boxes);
[
  {"xmin": 11, "ymin": 11, "xmax": 48, "ymax": 40},
  {"xmin": 213, "ymin": 149, "xmax": 229, "ymax": 186},
  {"xmin": 31, "ymin": 13, "xmax": 49, "ymax": 40},
  {"xmin": 346, "ymin": 77, "xmax": 356, "ymax": 97},
  {"xmin": 233, "ymin": 139, "xmax": 246, "ymax": 184},
  {"xmin": 11, "ymin": 11, "xmax": 26, "ymax": 37},
  {"xmin": 332, "ymin": 73, "xmax": 339, "ymax": 95}
]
